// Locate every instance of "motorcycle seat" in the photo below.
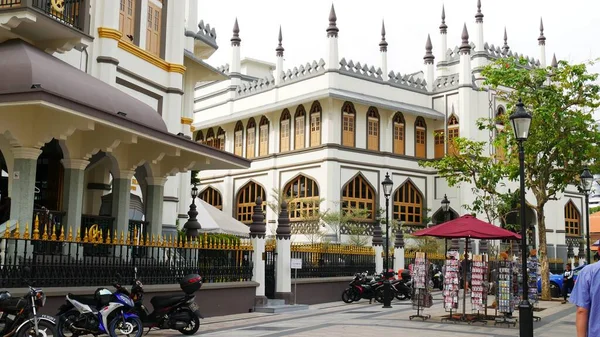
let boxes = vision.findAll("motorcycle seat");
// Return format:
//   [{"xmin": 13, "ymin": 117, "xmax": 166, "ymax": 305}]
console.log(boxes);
[
  {"xmin": 150, "ymin": 295, "xmax": 186, "ymax": 309},
  {"xmin": 0, "ymin": 297, "xmax": 26, "ymax": 311},
  {"xmin": 68, "ymin": 294, "xmax": 98, "ymax": 307}
]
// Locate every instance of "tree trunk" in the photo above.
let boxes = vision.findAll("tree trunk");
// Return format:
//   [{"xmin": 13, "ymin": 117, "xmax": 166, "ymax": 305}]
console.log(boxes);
[{"xmin": 536, "ymin": 205, "xmax": 552, "ymax": 300}]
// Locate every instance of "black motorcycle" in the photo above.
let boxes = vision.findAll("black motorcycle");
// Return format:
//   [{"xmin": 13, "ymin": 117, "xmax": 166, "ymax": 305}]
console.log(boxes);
[
  {"xmin": 342, "ymin": 273, "xmax": 384, "ymax": 304},
  {"xmin": 113, "ymin": 271, "xmax": 203, "ymax": 336},
  {"xmin": 0, "ymin": 267, "xmax": 57, "ymax": 337}
]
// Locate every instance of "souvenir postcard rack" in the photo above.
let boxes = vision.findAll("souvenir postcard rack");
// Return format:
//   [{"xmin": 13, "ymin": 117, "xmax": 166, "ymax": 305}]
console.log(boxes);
[
  {"xmin": 494, "ymin": 260, "xmax": 516, "ymax": 327},
  {"xmin": 469, "ymin": 254, "xmax": 488, "ymax": 325},
  {"xmin": 527, "ymin": 255, "xmax": 541, "ymax": 322},
  {"xmin": 441, "ymin": 251, "xmax": 460, "ymax": 323},
  {"xmin": 410, "ymin": 252, "xmax": 432, "ymax": 321}
]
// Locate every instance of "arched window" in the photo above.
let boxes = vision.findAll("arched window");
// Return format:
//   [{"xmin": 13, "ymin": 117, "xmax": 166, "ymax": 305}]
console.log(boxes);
[
  {"xmin": 415, "ymin": 117, "xmax": 426, "ymax": 158},
  {"xmin": 309, "ymin": 101, "xmax": 322, "ymax": 147},
  {"xmin": 236, "ymin": 181, "xmax": 266, "ymax": 224},
  {"xmin": 294, "ymin": 105, "xmax": 306, "ymax": 150},
  {"xmin": 447, "ymin": 114, "xmax": 459, "ymax": 156},
  {"xmin": 341, "ymin": 102, "xmax": 356, "ymax": 147},
  {"xmin": 564, "ymin": 201, "xmax": 581, "ymax": 237},
  {"xmin": 246, "ymin": 118, "xmax": 256, "ymax": 159},
  {"xmin": 205, "ymin": 128, "xmax": 215, "ymax": 148},
  {"xmin": 341, "ymin": 174, "xmax": 375, "ymax": 221},
  {"xmin": 234, "ymin": 121, "xmax": 244, "ymax": 156},
  {"xmin": 393, "ymin": 181, "xmax": 423, "ymax": 225},
  {"xmin": 195, "ymin": 130, "xmax": 204, "ymax": 143},
  {"xmin": 200, "ymin": 187, "xmax": 223, "ymax": 210},
  {"xmin": 495, "ymin": 106, "xmax": 506, "ymax": 160},
  {"xmin": 284, "ymin": 175, "xmax": 320, "ymax": 221},
  {"xmin": 259, "ymin": 116, "xmax": 269, "ymax": 156},
  {"xmin": 366, "ymin": 107, "xmax": 380, "ymax": 151},
  {"xmin": 280, "ymin": 109, "xmax": 291, "ymax": 152},
  {"xmin": 216, "ymin": 128, "xmax": 225, "ymax": 151},
  {"xmin": 496, "ymin": 106, "xmax": 505, "ymax": 126},
  {"xmin": 393, "ymin": 112, "xmax": 405, "ymax": 155}
]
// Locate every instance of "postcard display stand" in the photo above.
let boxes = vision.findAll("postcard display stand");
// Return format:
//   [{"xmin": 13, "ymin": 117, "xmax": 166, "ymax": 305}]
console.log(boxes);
[
  {"xmin": 441, "ymin": 251, "xmax": 460, "ymax": 323},
  {"xmin": 494, "ymin": 260, "xmax": 517, "ymax": 327},
  {"xmin": 527, "ymin": 255, "xmax": 541, "ymax": 322},
  {"xmin": 469, "ymin": 255, "xmax": 488, "ymax": 325},
  {"xmin": 410, "ymin": 252, "xmax": 432, "ymax": 321}
]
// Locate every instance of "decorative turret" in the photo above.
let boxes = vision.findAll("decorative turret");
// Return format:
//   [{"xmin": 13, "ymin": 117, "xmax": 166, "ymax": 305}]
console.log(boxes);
[
  {"xmin": 249, "ymin": 197, "xmax": 266, "ymax": 238},
  {"xmin": 372, "ymin": 222, "xmax": 383, "ymax": 246},
  {"xmin": 424, "ymin": 34, "xmax": 434, "ymax": 91},
  {"xmin": 459, "ymin": 23, "xmax": 471, "ymax": 54},
  {"xmin": 275, "ymin": 26, "xmax": 284, "ymax": 85},
  {"xmin": 439, "ymin": 5, "xmax": 448, "ymax": 64},
  {"xmin": 276, "ymin": 201, "xmax": 291, "ymax": 240},
  {"xmin": 538, "ymin": 18, "xmax": 547, "ymax": 67},
  {"xmin": 475, "ymin": 0, "xmax": 484, "ymax": 52},
  {"xmin": 380, "ymin": 20, "xmax": 388, "ymax": 81},
  {"xmin": 394, "ymin": 227, "xmax": 404, "ymax": 249},
  {"xmin": 326, "ymin": 4, "xmax": 339, "ymax": 71},
  {"xmin": 230, "ymin": 18, "xmax": 242, "ymax": 84},
  {"xmin": 502, "ymin": 27, "xmax": 510, "ymax": 55}
]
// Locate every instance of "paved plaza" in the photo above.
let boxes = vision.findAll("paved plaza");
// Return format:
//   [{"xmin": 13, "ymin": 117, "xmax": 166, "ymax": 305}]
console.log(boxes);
[{"xmin": 165, "ymin": 293, "xmax": 576, "ymax": 336}]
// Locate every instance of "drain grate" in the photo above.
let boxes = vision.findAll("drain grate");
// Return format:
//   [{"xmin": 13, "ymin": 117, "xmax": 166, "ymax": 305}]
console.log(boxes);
[{"xmin": 240, "ymin": 326, "xmax": 294, "ymax": 331}]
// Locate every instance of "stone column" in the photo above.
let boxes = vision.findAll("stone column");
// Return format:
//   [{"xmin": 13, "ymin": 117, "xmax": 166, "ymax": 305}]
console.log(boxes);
[
  {"xmin": 393, "ymin": 228, "xmax": 405, "ymax": 271},
  {"xmin": 275, "ymin": 202, "xmax": 292, "ymax": 303},
  {"xmin": 372, "ymin": 221, "xmax": 384, "ymax": 273},
  {"xmin": 61, "ymin": 159, "xmax": 89, "ymax": 234},
  {"xmin": 10, "ymin": 147, "xmax": 42, "ymax": 234},
  {"xmin": 250, "ymin": 197, "xmax": 267, "ymax": 307},
  {"xmin": 112, "ymin": 170, "xmax": 134, "ymax": 235},
  {"xmin": 146, "ymin": 177, "xmax": 167, "ymax": 238}
]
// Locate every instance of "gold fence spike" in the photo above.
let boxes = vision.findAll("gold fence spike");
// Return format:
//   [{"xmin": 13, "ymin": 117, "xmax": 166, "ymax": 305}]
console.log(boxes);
[
  {"xmin": 42, "ymin": 224, "xmax": 49, "ymax": 241},
  {"xmin": 12, "ymin": 222, "xmax": 20, "ymax": 239},
  {"xmin": 76, "ymin": 228, "xmax": 81, "ymax": 242},
  {"xmin": 133, "ymin": 226, "xmax": 138, "ymax": 243},
  {"xmin": 59, "ymin": 226, "xmax": 65, "ymax": 241},
  {"xmin": 119, "ymin": 230, "xmax": 125, "ymax": 245},
  {"xmin": 23, "ymin": 222, "xmax": 30, "ymax": 240},
  {"xmin": 203, "ymin": 233, "xmax": 208, "ymax": 248},
  {"xmin": 105, "ymin": 230, "xmax": 111, "ymax": 244},
  {"xmin": 83, "ymin": 228, "xmax": 89, "ymax": 243},
  {"xmin": 50, "ymin": 225, "xmax": 57, "ymax": 241},
  {"xmin": 126, "ymin": 230, "xmax": 131, "ymax": 245},
  {"xmin": 33, "ymin": 217, "xmax": 40, "ymax": 240},
  {"xmin": 67, "ymin": 227, "xmax": 73, "ymax": 242},
  {"xmin": 113, "ymin": 230, "xmax": 118, "ymax": 245}
]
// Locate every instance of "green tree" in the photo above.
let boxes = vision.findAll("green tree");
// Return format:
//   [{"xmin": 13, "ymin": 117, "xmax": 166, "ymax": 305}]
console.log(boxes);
[
  {"xmin": 423, "ymin": 57, "xmax": 600, "ymax": 300},
  {"xmin": 321, "ymin": 205, "xmax": 370, "ymax": 242}
]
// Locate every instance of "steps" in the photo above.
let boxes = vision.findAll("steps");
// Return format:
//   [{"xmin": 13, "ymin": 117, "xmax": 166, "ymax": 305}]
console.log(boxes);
[{"xmin": 254, "ymin": 299, "xmax": 309, "ymax": 313}]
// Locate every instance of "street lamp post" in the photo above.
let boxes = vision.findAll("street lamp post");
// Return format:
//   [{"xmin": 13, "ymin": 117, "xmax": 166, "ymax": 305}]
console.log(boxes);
[
  {"xmin": 509, "ymin": 99, "xmax": 533, "ymax": 337},
  {"xmin": 183, "ymin": 183, "xmax": 201, "ymax": 238},
  {"xmin": 580, "ymin": 166, "xmax": 593, "ymax": 263},
  {"xmin": 381, "ymin": 172, "xmax": 394, "ymax": 308},
  {"xmin": 441, "ymin": 194, "xmax": 450, "ymax": 252}
]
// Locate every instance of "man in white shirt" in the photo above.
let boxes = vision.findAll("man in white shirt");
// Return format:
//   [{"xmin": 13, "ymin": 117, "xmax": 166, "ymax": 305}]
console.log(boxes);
[{"xmin": 562, "ymin": 264, "xmax": 574, "ymax": 304}]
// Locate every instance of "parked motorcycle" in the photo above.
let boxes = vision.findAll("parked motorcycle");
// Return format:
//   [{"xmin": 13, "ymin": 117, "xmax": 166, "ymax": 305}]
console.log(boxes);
[
  {"xmin": 113, "ymin": 270, "xmax": 203, "ymax": 335},
  {"xmin": 390, "ymin": 271, "xmax": 413, "ymax": 301},
  {"xmin": 55, "ymin": 286, "xmax": 142, "ymax": 337},
  {"xmin": 342, "ymin": 272, "xmax": 385, "ymax": 304},
  {"xmin": 0, "ymin": 267, "xmax": 57, "ymax": 337}
]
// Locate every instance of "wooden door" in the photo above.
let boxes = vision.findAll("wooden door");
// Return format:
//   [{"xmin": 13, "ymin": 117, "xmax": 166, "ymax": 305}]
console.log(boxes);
[
  {"xmin": 393, "ymin": 123, "xmax": 404, "ymax": 155},
  {"xmin": 434, "ymin": 129, "xmax": 444, "ymax": 159},
  {"xmin": 295, "ymin": 116, "xmax": 305, "ymax": 150},
  {"xmin": 259, "ymin": 125, "xmax": 268, "ymax": 156},
  {"xmin": 246, "ymin": 128, "xmax": 255, "ymax": 159},
  {"xmin": 367, "ymin": 117, "xmax": 379, "ymax": 151},
  {"xmin": 415, "ymin": 127, "xmax": 426, "ymax": 158},
  {"xmin": 310, "ymin": 113, "xmax": 321, "ymax": 146},
  {"xmin": 342, "ymin": 113, "xmax": 354, "ymax": 147},
  {"xmin": 146, "ymin": 2, "xmax": 161, "ymax": 55},
  {"xmin": 280, "ymin": 120, "xmax": 290, "ymax": 152}
]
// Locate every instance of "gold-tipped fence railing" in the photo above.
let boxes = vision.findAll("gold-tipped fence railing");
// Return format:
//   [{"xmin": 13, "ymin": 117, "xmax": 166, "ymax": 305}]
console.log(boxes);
[
  {"xmin": 0, "ymin": 218, "xmax": 253, "ymax": 288},
  {"xmin": 288, "ymin": 243, "xmax": 375, "ymax": 278}
]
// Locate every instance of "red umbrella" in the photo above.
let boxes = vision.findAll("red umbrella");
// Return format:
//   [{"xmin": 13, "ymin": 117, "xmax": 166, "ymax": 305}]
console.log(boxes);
[{"xmin": 412, "ymin": 214, "xmax": 521, "ymax": 240}]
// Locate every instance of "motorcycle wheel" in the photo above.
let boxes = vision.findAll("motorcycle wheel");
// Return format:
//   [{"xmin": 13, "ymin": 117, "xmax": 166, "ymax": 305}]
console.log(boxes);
[
  {"xmin": 57, "ymin": 310, "xmax": 80, "ymax": 337},
  {"xmin": 16, "ymin": 319, "xmax": 58, "ymax": 337},
  {"xmin": 108, "ymin": 315, "xmax": 143, "ymax": 337},
  {"xmin": 342, "ymin": 288, "xmax": 354, "ymax": 303},
  {"xmin": 374, "ymin": 288, "xmax": 385, "ymax": 303},
  {"xmin": 351, "ymin": 290, "xmax": 361, "ymax": 302},
  {"xmin": 177, "ymin": 312, "xmax": 200, "ymax": 335},
  {"xmin": 395, "ymin": 292, "xmax": 408, "ymax": 301}
]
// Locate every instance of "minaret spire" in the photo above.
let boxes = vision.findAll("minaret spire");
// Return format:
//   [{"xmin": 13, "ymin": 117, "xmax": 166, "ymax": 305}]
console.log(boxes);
[
  {"xmin": 538, "ymin": 18, "xmax": 546, "ymax": 45},
  {"xmin": 424, "ymin": 34, "xmax": 434, "ymax": 64},
  {"xmin": 502, "ymin": 27, "xmax": 509, "ymax": 54},
  {"xmin": 475, "ymin": 0, "xmax": 484, "ymax": 23},
  {"xmin": 231, "ymin": 18, "xmax": 241, "ymax": 46},
  {"xmin": 459, "ymin": 23, "xmax": 471, "ymax": 54},
  {"xmin": 326, "ymin": 4, "xmax": 339, "ymax": 37},
  {"xmin": 276, "ymin": 26, "xmax": 284, "ymax": 57},
  {"xmin": 439, "ymin": 5, "xmax": 448, "ymax": 34},
  {"xmin": 551, "ymin": 53, "xmax": 558, "ymax": 68},
  {"xmin": 379, "ymin": 20, "xmax": 388, "ymax": 52}
]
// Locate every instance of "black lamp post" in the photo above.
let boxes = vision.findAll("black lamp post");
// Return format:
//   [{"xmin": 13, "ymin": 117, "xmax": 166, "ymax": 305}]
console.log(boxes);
[
  {"xmin": 509, "ymin": 98, "xmax": 533, "ymax": 337},
  {"xmin": 183, "ymin": 183, "xmax": 201, "ymax": 238},
  {"xmin": 580, "ymin": 166, "xmax": 593, "ymax": 263},
  {"xmin": 441, "ymin": 194, "xmax": 450, "ymax": 252},
  {"xmin": 381, "ymin": 172, "xmax": 394, "ymax": 308}
]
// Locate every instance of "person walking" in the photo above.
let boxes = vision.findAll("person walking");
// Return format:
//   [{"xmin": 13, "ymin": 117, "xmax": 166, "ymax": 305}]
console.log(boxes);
[
  {"xmin": 570, "ymin": 262, "xmax": 600, "ymax": 337},
  {"xmin": 562, "ymin": 264, "xmax": 574, "ymax": 304}
]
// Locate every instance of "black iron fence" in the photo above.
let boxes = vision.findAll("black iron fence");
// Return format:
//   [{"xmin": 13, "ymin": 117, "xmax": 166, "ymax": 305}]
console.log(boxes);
[
  {"xmin": 0, "ymin": 0, "xmax": 87, "ymax": 31},
  {"xmin": 0, "ymin": 223, "xmax": 253, "ymax": 288},
  {"xmin": 290, "ymin": 243, "xmax": 375, "ymax": 278}
]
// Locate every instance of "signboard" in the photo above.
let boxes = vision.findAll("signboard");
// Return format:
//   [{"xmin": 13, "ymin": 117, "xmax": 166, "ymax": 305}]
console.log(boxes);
[{"xmin": 291, "ymin": 258, "xmax": 302, "ymax": 269}]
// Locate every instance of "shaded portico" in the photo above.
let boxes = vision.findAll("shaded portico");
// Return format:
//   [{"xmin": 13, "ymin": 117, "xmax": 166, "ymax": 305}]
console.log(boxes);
[{"xmin": 0, "ymin": 39, "xmax": 249, "ymax": 240}]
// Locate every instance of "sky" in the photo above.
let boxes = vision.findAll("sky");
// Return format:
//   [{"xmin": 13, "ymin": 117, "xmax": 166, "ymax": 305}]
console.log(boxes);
[{"xmin": 198, "ymin": 0, "xmax": 599, "ymax": 116}]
